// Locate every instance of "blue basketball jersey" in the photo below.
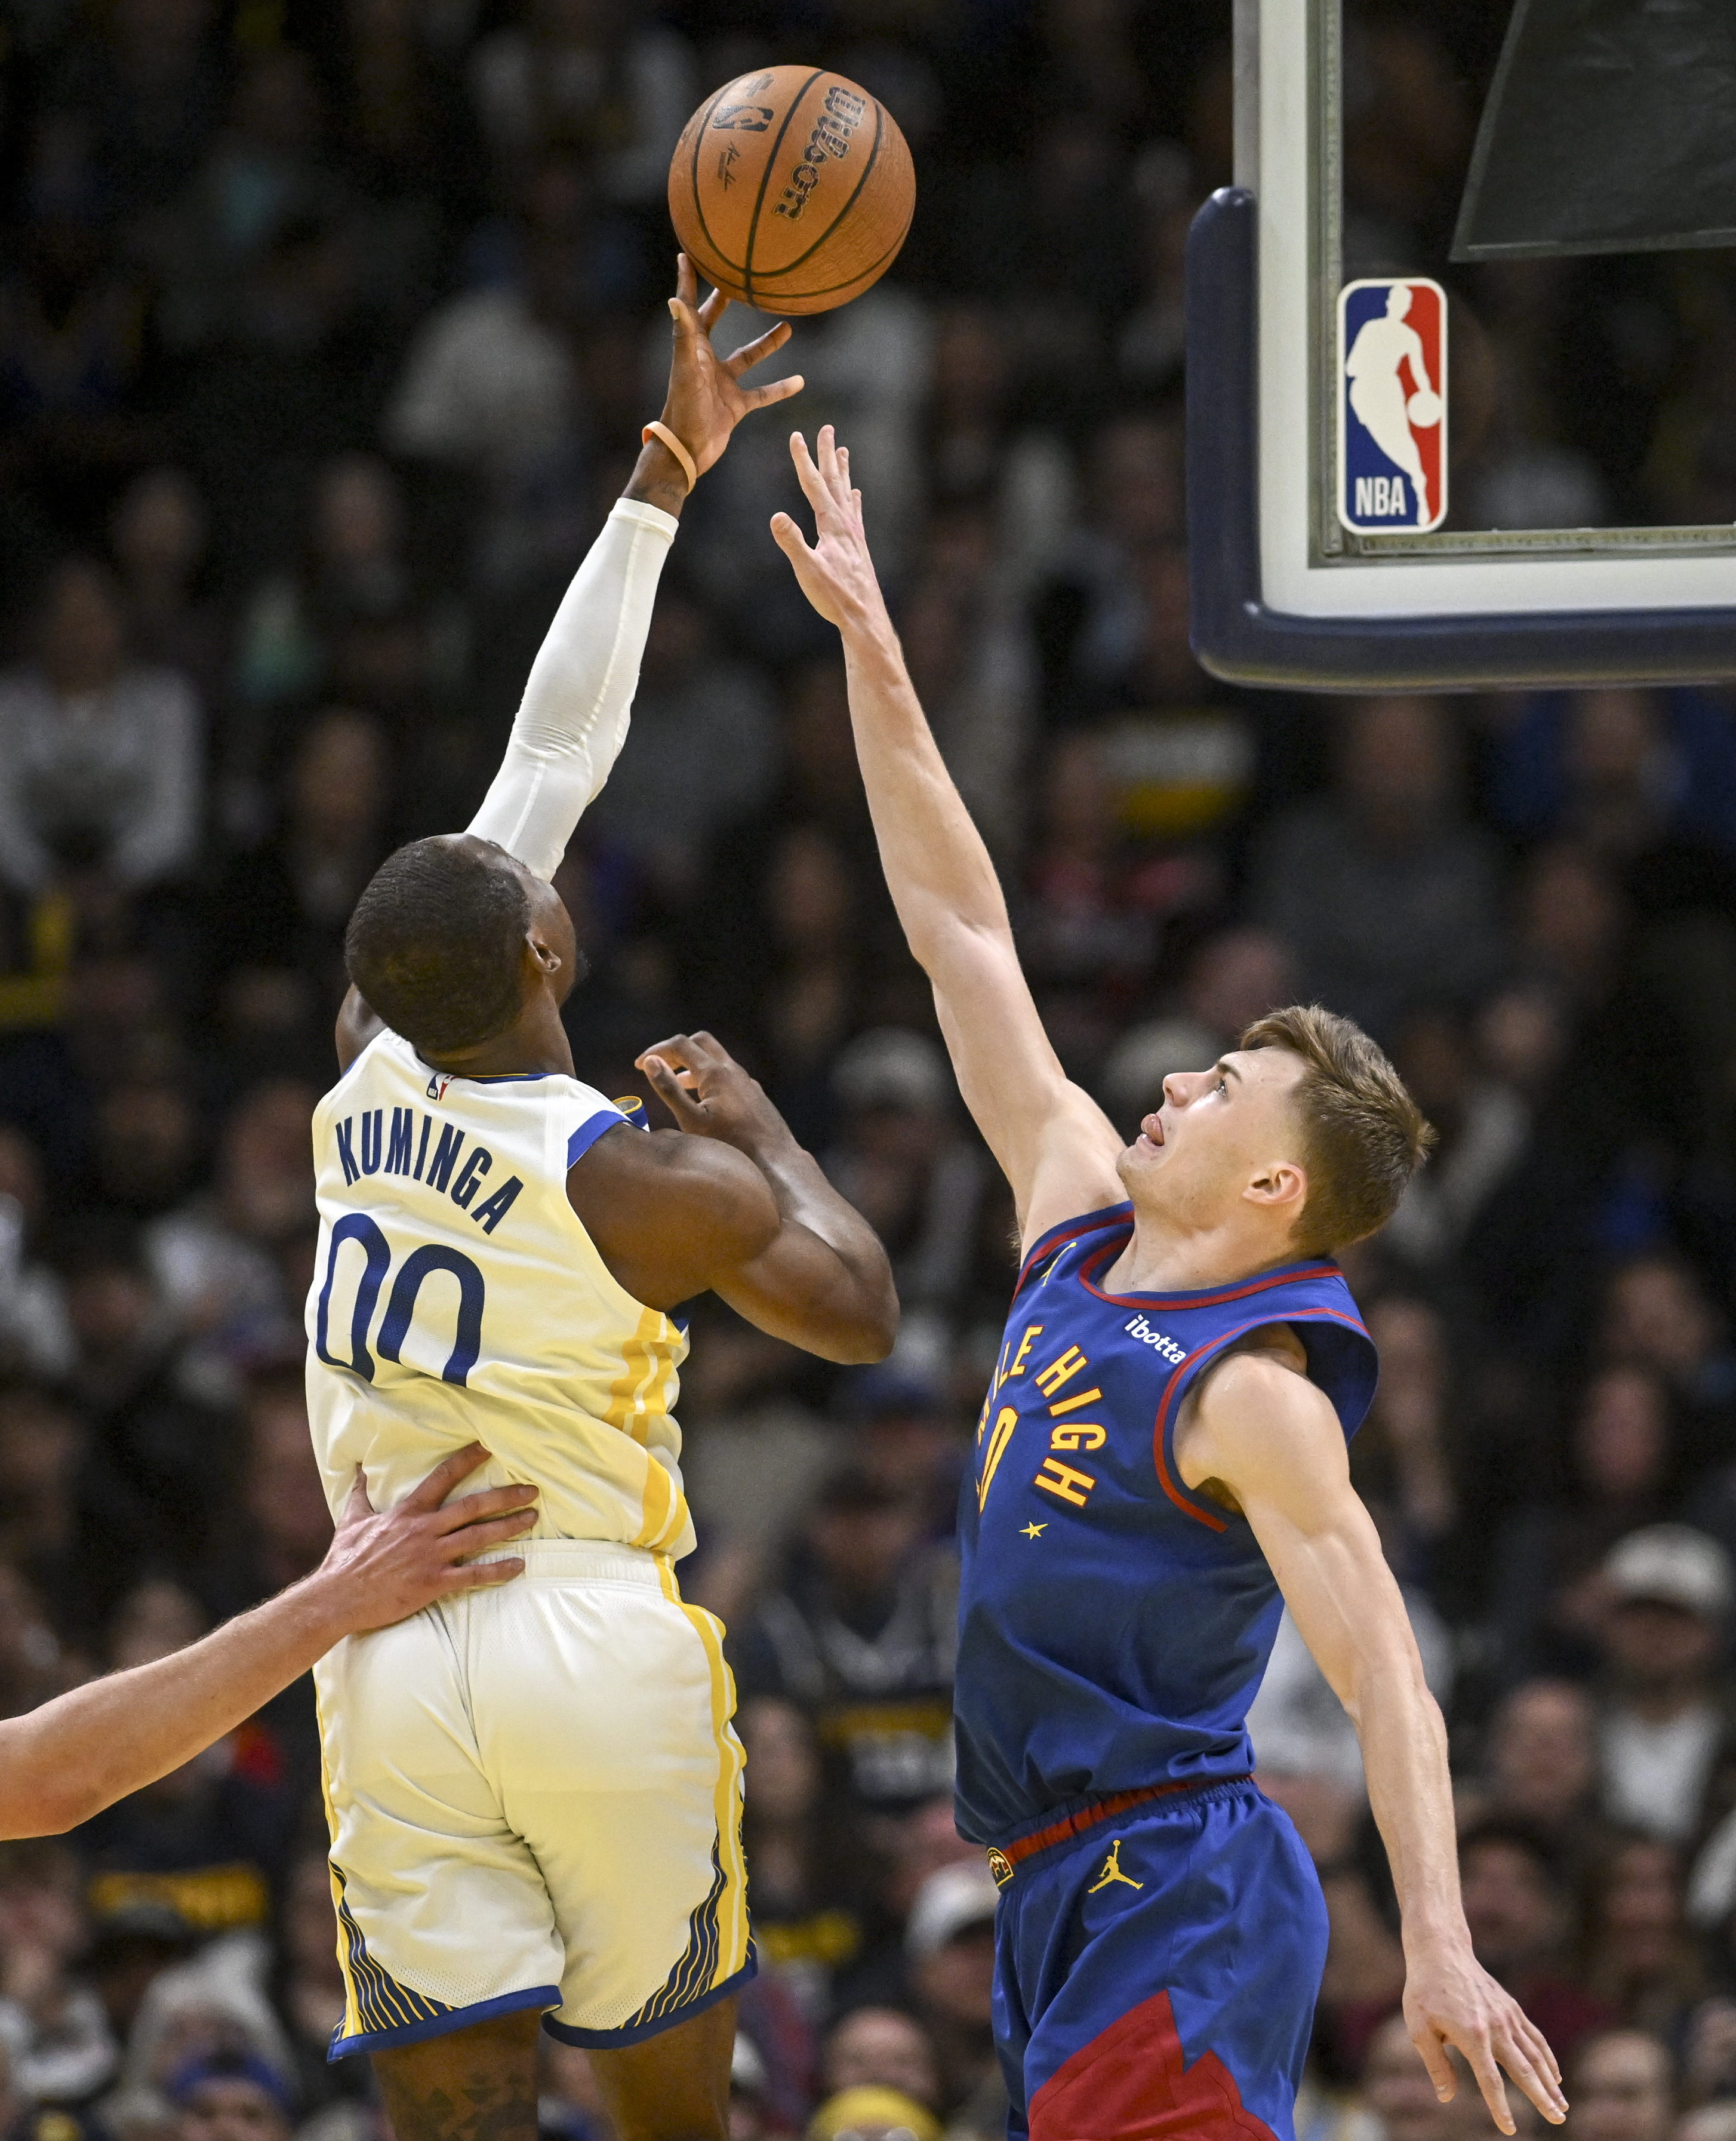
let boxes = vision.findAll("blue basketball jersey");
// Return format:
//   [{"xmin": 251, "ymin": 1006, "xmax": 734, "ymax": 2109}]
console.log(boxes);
[{"xmin": 955, "ymin": 1202, "xmax": 1378, "ymax": 1846}]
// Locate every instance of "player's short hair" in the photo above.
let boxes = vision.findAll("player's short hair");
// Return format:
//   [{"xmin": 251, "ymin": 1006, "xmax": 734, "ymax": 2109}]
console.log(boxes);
[
  {"xmin": 344, "ymin": 838, "xmax": 530, "ymax": 1057},
  {"xmin": 1239, "ymin": 1004, "xmax": 1433, "ymax": 1253}
]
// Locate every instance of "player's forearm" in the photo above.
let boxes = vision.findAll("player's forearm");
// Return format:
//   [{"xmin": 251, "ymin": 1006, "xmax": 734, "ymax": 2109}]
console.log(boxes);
[
  {"xmin": 1352, "ymin": 1654, "xmax": 1473, "ymax": 1957},
  {"xmin": 0, "ymin": 1573, "xmax": 355, "ymax": 1837},
  {"xmin": 837, "ymin": 611, "xmax": 1016, "ymax": 969},
  {"xmin": 465, "ymin": 496, "xmax": 678, "ymax": 880}
]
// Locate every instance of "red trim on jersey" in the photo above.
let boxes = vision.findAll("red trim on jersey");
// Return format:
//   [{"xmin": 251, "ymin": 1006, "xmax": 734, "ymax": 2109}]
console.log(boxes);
[
  {"xmin": 994, "ymin": 1777, "xmax": 1243, "ymax": 1874},
  {"xmin": 1077, "ymin": 1236, "xmax": 1341, "ymax": 1311},
  {"xmin": 1012, "ymin": 1204, "xmax": 1135, "ymax": 1302},
  {"xmin": 1028, "ymin": 1989, "xmax": 1279, "ymax": 2140},
  {"xmin": 1150, "ymin": 1309, "xmax": 1374, "ymax": 1534}
]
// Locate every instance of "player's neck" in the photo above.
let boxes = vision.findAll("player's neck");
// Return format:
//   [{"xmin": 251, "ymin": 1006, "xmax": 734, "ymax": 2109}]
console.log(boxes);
[
  {"xmin": 1107, "ymin": 1210, "xmax": 1303, "ymax": 1297},
  {"xmin": 423, "ymin": 1002, "xmax": 575, "ymax": 1081}
]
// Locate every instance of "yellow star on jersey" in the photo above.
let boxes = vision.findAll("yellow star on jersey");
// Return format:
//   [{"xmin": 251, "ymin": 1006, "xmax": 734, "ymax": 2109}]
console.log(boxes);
[{"xmin": 1021, "ymin": 1522, "xmax": 1046, "ymax": 1538}]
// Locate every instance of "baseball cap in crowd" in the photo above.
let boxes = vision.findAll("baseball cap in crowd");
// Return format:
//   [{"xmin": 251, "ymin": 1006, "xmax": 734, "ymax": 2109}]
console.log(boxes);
[
  {"xmin": 167, "ymin": 2052, "xmax": 295, "ymax": 2117},
  {"xmin": 1604, "ymin": 1524, "xmax": 1735, "ymax": 1620},
  {"xmin": 903, "ymin": 1860, "xmax": 999, "ymax": 1961},
  {"xmin": 806, "ymin": 2086, "xmax": 943, "ymax": 2141}
]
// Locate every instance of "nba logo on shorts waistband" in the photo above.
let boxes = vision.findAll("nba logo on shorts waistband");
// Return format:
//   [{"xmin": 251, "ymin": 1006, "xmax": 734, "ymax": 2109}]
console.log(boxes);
[{"xmin": 1337, "ymin": 278, "xmax": 1447, "ymax": 534}]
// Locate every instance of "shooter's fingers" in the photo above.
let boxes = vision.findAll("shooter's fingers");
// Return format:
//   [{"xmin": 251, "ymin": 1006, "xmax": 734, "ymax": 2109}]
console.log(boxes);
[
  {"xmin": 640, "ymin": 1053, "xmax": 707, "ymax": 1128},
  {"xmin": 724, "ymin": 320, "xmax": 792, "ymax": 375},
  {"xmin": 698, "ymin": 280, "xmax": 728, "ymax": 332},
  {"xmin": 741, "ymin": 373, "xmax": 804, "ymax": 411}
]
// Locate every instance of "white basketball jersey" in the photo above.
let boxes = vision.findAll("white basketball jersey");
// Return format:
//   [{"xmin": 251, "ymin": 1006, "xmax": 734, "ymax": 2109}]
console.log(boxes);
[{"xmin": 304, "ymin": 1028, "xmax": 694, "ymax": 1559}]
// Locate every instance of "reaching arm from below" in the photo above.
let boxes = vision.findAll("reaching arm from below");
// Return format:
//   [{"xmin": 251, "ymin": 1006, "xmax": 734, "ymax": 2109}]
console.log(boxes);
[
  {"xmin": 1175, "ymin": 1343, "xmax": 1567, "ymax": 2136},
  {"xmin": 0, "ymin": 1447, "xmax": 537, "ymax": 1838},
  {"xmin": 769, "ymin": 426, "xmax": 1122, "ymax": 1246}
]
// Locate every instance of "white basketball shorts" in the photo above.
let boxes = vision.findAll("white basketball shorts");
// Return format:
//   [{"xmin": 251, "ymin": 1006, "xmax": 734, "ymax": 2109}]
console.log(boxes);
[{"xmin": 313, "ymin": 1540, "xmax": 752, "ymax": 2056}]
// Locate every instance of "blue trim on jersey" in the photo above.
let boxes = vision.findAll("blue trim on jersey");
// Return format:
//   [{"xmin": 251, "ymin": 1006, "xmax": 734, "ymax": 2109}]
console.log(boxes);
[
  {"xmin": 567, "ymin": 1108, "xmax": 626, "ymax": 1168},
  {"xmin": 541, "ymin": 1956, "xmax": 757, "ymax": 2049},
  {"xmin": 328, "ymin": 1984, "xmax": 561, "ymax": 2060},
  {"xmin": 470, "ymin": 1072, "xmax": 561, "ymax": 1082}
]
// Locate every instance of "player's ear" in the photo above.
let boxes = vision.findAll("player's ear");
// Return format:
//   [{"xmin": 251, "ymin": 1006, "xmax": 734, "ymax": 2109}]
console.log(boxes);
[{"xmin": 1245, "ymin": 1159, "xmax": 1307, "ymax": 1216}]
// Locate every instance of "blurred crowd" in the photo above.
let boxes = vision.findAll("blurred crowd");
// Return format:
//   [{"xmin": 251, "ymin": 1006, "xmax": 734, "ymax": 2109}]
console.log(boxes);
[{"xmin": 2, "ymin": 0, "xmax": 1736, "ymax": 2136}]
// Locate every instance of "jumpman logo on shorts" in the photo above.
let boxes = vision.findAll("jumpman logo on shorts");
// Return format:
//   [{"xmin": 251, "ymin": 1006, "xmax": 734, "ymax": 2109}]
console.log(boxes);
[{"xmin": 1086, "ymin": 1838, "xmax": 1144, "ymax": 1893}]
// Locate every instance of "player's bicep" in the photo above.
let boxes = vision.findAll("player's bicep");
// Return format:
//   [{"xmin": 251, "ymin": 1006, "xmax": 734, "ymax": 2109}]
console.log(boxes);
[
  {"xmin": 929, "ymin": 928, "xmax": 1122, "ymax": 1233},
  {"xmin": 1203, "ymin": 1364, "xmax": 1421, "ymax": 1714}
]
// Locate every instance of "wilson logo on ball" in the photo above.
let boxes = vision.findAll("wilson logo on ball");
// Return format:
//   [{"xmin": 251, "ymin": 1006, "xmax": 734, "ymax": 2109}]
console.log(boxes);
[{"xmin": 774, "ymin": 85, "xmax": 867, "ymax": 222}]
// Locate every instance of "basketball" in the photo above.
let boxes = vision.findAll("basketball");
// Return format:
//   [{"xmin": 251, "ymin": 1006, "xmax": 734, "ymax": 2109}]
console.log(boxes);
[{"xmin": 669, "ymin": 67, "xmax": 915, "ymax": 316}]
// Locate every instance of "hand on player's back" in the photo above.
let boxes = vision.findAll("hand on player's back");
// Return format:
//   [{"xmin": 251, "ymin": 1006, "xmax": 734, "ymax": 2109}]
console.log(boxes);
[
  {"xmin": 320, "ymin": 1445, "xmax": 540, "ymax": 1633},
  {"xmin": 771, "ymin": 425, "xmax": 891, "ymax": 629},
  {"xmin": 660, "ymin": 253, "xmax": 804, "ymax": 479}
]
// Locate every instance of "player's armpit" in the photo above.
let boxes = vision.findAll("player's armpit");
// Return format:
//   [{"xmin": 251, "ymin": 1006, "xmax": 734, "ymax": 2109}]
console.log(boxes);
[{"xmin": 568, "ymin": 1124, "xmax": 782, "ymax": 1309}]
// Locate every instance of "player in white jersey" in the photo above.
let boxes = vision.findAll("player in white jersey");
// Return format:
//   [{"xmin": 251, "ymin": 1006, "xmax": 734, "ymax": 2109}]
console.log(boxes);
[{"xmin": 303, "ymin": 261, "xmax": 898, "ymax": 2141}]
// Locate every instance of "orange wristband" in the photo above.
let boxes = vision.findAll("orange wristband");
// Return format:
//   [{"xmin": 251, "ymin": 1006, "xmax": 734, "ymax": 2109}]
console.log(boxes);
[{"xmin": 641, "ymin": 421, "xmax": 697, "ymax": 492}]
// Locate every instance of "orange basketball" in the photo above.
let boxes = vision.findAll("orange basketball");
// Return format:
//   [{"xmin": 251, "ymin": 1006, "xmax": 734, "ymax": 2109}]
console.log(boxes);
[{"xmin": 669, "ymin": 66, "xmax": 915, "ymax": 317}]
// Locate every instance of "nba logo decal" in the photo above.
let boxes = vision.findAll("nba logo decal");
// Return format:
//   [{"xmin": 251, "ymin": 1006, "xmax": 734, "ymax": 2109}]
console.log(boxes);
[{"xmin": 1338, "ymin": 279, "xmax": 1447, "ymax": 533}]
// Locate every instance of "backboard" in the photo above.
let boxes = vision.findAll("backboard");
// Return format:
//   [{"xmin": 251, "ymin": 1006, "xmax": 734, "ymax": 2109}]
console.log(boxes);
[{"xmin": 1187, "ymin": 0, "xmax": 1736, "ymax": 689}]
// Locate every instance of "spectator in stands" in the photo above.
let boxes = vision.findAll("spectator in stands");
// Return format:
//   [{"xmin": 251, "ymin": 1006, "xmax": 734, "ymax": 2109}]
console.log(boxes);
[
  {"xmin": 0, "ymin": 1379, "xmax": 149, "ymax": 1645},
  {"xmin": 821, "ymin": 2007, "xmax": 941, "ymax": 2112},
  {"xmin": 1594, "ymin": 1527, "xmax": 1736, "ymax": 1847},
  {"xmin": 1563, "ymin": 2026, "xmax": 1675, "ymax": 2141},
  {"xmin": 1470, "ymin": 1681, "xmax": 1604, "ymax": 1868},
  {"xmin": 107, "ymin": 470, "xmax": 228, "ymax": 739},
  {"xmin": 0, "ymin": 1838, "xmax": 118, "ymax": 2103},
  {"xmin": 1458, "ymin": 1820, "xmax": 1617, "ymax": 2061},
  {"xmin": 1491, "ymin": 1367, "xmax": 1679, "ymax": 1685},
  {"xmin": 730, "ymin": 1469, "xmax": 957, "ymax": 1816},
  {"xmin": 903, "ymin": 1862, "xmax": 1001, "ymax": 2121},
  {"xmin": 1249, "ymin": 696, "xmax": 1504, "ymax": 1043},
  {"xmin": 1581, "ymin": 1835, "xmax": 1706, "ymax": 2037},
  {"xmin": 167, "ymin": 2050, "xmax": 294, "ymax": 2141},
  {"xmin": 0, "ymin": 559, "xmax": 201, "ymax": 900}
]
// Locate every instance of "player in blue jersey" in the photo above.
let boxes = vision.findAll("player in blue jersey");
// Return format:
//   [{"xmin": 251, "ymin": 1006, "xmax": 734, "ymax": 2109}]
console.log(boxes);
[{"xmin": 771, "ymin": 429, "xmax": 1568, "ymax": 2141}]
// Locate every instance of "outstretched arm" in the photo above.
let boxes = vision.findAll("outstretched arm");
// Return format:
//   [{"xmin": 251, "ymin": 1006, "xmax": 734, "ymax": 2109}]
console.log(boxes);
[
  {"xmin": 337, "ymin": 260, "xmax": 802, "ymax": 1070},
  {"xmin": 567, "ymin": 1032, "xmax": 897, "ymax": 1365},
  {"xmin": 1177, "ymin": 1351, "xmax": 1568, "ymax": 2136},
  {"xmin": 0, "ymin": 1448, "xmax": 537, "ymax": 1837},
  {"xmin": 769, "ymin": 427, "xmax": 1122, "ymax": 1247}
]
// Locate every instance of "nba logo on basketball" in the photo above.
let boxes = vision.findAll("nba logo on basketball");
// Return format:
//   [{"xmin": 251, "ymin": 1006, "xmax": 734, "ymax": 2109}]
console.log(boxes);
[{"xmin": 1337, "ymin": 279, "xmax": 1447, "ymax": 534}]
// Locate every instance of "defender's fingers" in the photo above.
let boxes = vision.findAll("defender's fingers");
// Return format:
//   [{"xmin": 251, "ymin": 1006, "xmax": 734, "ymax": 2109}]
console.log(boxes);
[
  {"xmin": 724, "ymin": 320, "xmax": 792, "ymax": 374},
  {"xmin": 1501, "ymin": 2035, "xmax": 1567, "ymax": 2122},
  {"xmin": 1466, "ymin": 2044, "xmax": 1515, "ymax": 2135},
  {"xmin": 401, "ymin": 1443, "xmax": 492, "ymax": 1511},
  {"xmin": 1411, "ymin": 2029, "xmax": 1455, "ymax": 2102},
  {"xmin": 770, "ymin": 511, "xmax": 817, "ymax": 561},
  {"xmin": 433, "ymin": 1482, "xmax": 540, "ymax": 1532},
  {"xmin": 341, "ymin": 1468, "xmax": 374, "ymax": 1522},
  {"xmin": 743, "ymin": 373, "xmax": 804, "ymax": 411},
  {"xmin": 445, "ymin": 1556, "xmax": 527, "ymax": 1591},
  {"xmin": 438, "ymin": 1512, "xmax": 539, "ymax": 1557},
  {"xmin": 788, "ymin": 430, "xmax": 833, "ymax": 513}
]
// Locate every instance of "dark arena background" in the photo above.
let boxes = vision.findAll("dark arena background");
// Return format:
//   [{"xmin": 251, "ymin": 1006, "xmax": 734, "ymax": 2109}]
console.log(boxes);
[{"xmin": 2, "ymin": 1, "xmax": 1736, "ymax": 2136}]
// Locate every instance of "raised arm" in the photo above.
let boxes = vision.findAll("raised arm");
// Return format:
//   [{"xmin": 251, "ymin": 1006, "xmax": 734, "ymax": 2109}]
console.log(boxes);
[
  {"xmin": 0, "ymin": 1448, "xmax": 537, "ymax": 1838},
  {"xmin": 769, "ymin": 427, "xmax": 1122, "ymax": 1247},
  {"xmin": 337, "ymin": 259, "xmax": 801, "ymax": 1070},
  {"xmin": 1177, "ymin": 1348, "xmax": 1568, "ymax": 2136},
  {"xmin": 567, "ymin": 1030, "xmax": 897, "ymax": 1365}
]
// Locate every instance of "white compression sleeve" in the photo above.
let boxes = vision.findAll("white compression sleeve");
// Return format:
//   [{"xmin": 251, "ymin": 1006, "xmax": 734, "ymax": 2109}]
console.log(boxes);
[{"xmin": 465, "ymin": 497, "xmax": 679, "ymax": 881}]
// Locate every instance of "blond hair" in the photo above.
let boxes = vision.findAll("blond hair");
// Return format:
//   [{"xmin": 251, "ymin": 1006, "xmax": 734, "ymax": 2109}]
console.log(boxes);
[{"xmin": 1239, "ymin": 1004, "xmax": 1433, "ymax": 1251}]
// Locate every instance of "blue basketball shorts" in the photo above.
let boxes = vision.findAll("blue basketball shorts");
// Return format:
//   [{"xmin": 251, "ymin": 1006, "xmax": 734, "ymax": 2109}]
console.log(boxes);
[{"xmin": 989, "ymin": 1779, "xmax": 1328, "ymax": 2141}]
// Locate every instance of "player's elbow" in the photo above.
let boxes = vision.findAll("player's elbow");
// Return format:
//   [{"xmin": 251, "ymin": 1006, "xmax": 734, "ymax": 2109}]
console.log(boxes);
[{"xmin": 0, "ymin": 1739, "xmax": 104, "ymax": 1838}]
